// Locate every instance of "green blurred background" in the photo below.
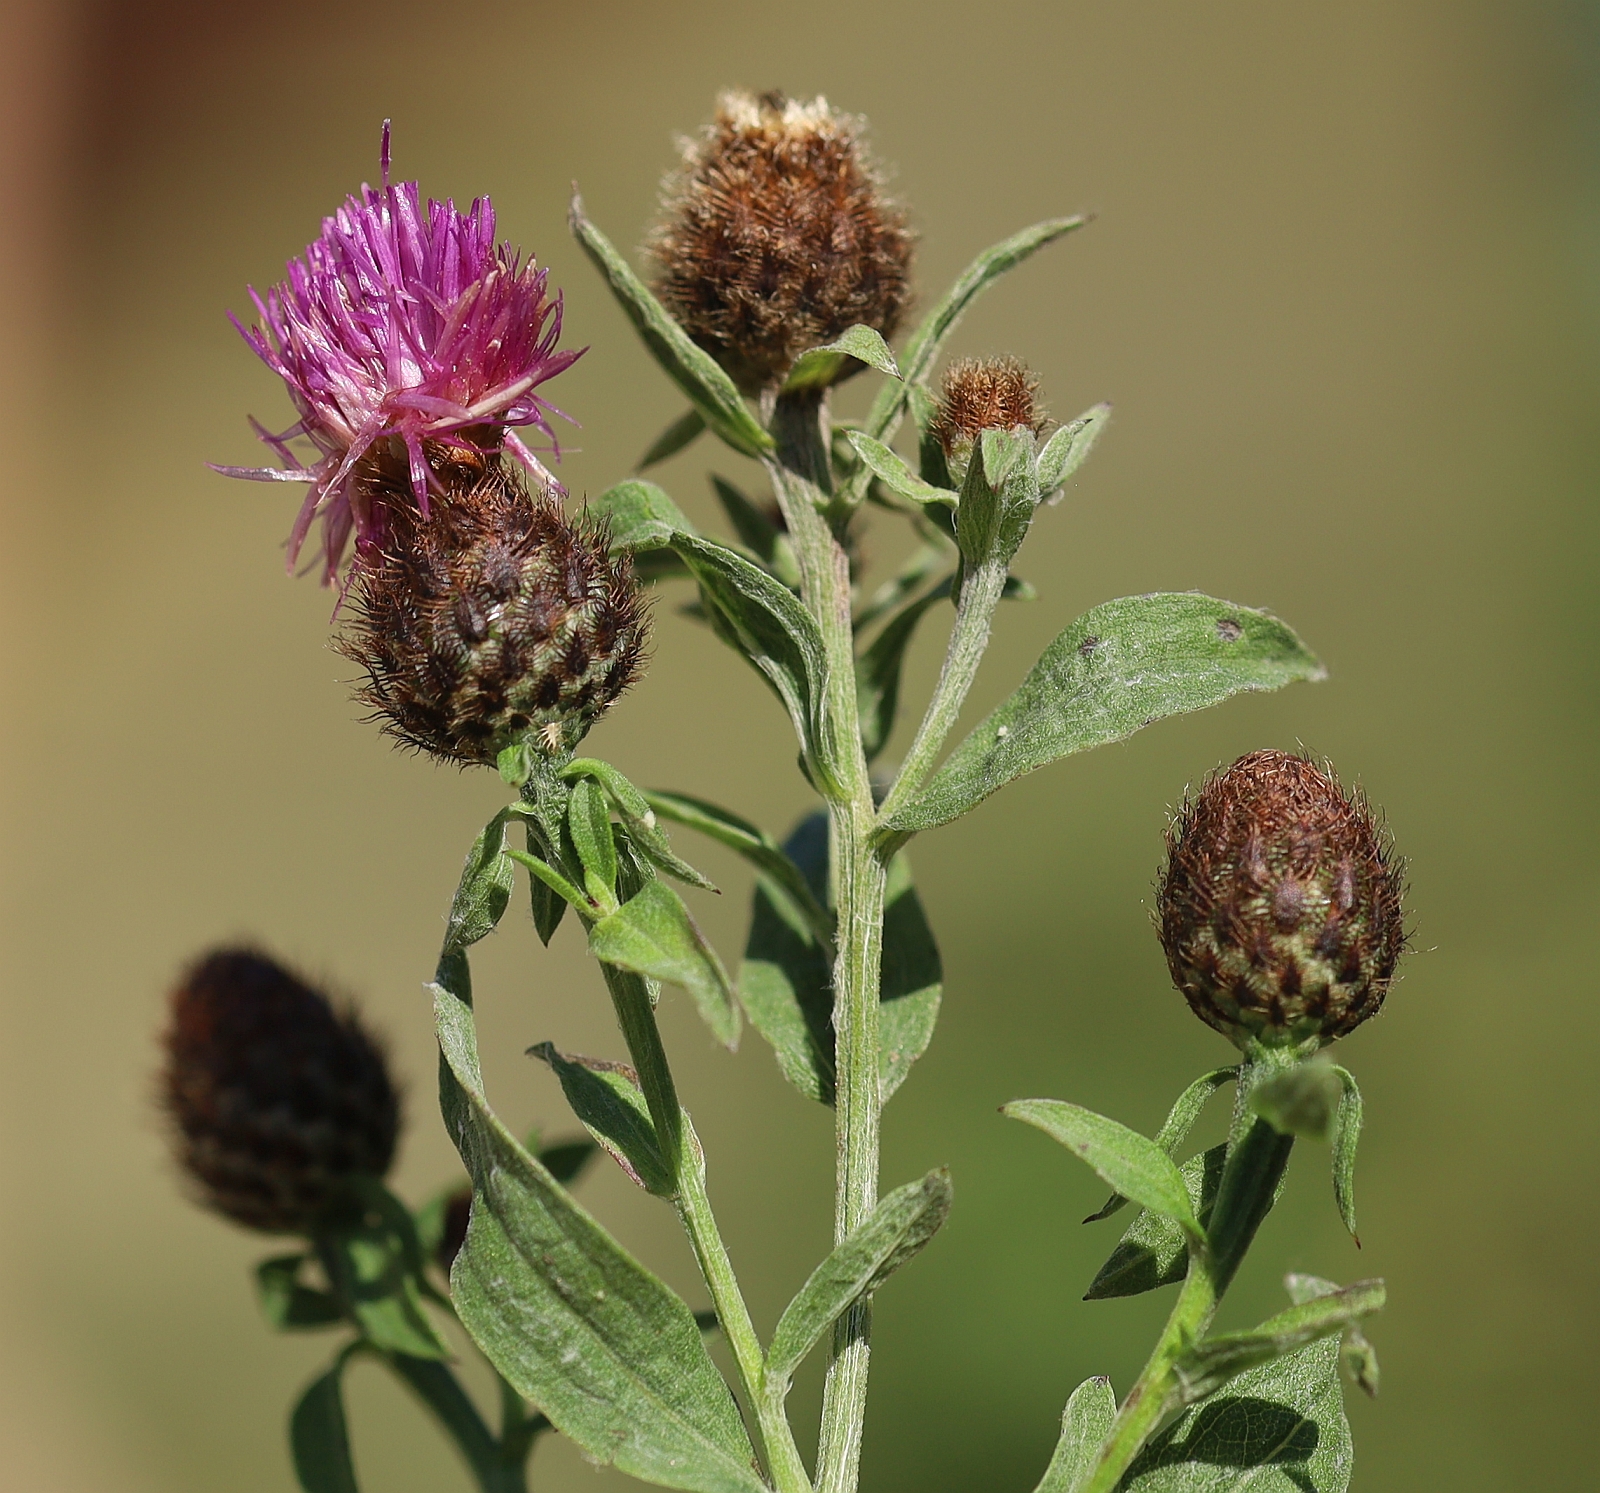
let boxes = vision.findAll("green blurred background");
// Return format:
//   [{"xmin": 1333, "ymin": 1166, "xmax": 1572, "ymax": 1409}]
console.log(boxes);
[{"xmin": 2, "ymin": 0, "xmax": 1595, "ymax": 1487}]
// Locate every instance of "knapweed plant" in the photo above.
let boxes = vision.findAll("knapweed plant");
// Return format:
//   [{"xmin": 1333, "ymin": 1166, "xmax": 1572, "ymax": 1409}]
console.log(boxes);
[{"xmin": 168, "ymin": 95, "xmax": 1405, "ymax": 1493}]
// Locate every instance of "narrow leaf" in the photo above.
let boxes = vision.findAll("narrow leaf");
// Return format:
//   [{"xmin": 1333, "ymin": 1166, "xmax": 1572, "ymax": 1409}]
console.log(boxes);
[
  {"xmin": 878, "ymin": 850, "xmax": 943, "ymax": 1102},
  {"xmin": 846, "ymin": 431, "xmax": 957, "ymax": 507},
  {"xmin": 1005, "ymin": 1100, "xmax": 1201, "ymax": 1242},
  {"xmin": 639, "ymin": 407, "xmax": 706, "ymax": 470},
  {"xmin": 506, "ymin": 849, "xmax": 591, "ymax": 914},
  {"xmin": 291, "ymin": 1351, "xmax": 360, "ymax": 1493},
  {"xmin": 565, "ymin": 759, "xmax": 718, "ymax": 892},
  {"xmin": 1036, "ymin": 403, "xmax": 1112, "ymax": 493},
  {"xmin": 568, "ymin": 778, "xmax": 618, "ymax": 896},
  {"xmin": 443, "ymin": 811, "xmax": 516, "ymax": 955},
  {"xmin": 1086, "ymin": 1145, "xmax": 1226, "ymax": 1300},
  {"xmin": 711, "ymin": 476, "xmax": 799, "ymax": 587},
  {"xmin": 435, "ymin": 984, "xmax": 764, "ymax": 1493},
  {"xmin": 1035, "ymin": 1375, "xmax": 1117, "ymax": 1493},
  {"xmin": 590, "ymin": 880, "xmax": 740, "ymax": 1048},
  {"xmin": 530, "ymin": 1044, "xmax": 675, "ymax": 1197},
  {"xmin": 888, "ymin": 594, "xmax": 1325, "ymax": 833},
  {"xmin": 1086, "ymin": 1067, "xmax": 1236, "ymax": 1223},
  {"xmin": 1329, "ymin": 1066, "xmax": 1363, "ymax": 1245},
  {"xmin": 785, "ymin": 323, "xmax": 901, "ymax": 389},
  {"xmin": 591, "ymin": 479, "xmax": 696, "ymax": 555},
  {"xmin": 258, "ymin": 1255, "xmax": 344, "ymax": 1331},
  {"xmin": 570, "ymin": 199, "xmax": 773, "ymax": 458},
  {"xmin": 765, "ymin": 1169, "xmax": 951, "ymax": 1395},
  {"xmin": 539, "ymin": 1137, "xmax": 601, "ymax": 1186},
  {"xmin": 318, "ymin": 1188, "xmax": 451, "ymax": 1360},
  {"xmin": 857, "ymin": 585, "xmax": 948, "ymax": 762}
]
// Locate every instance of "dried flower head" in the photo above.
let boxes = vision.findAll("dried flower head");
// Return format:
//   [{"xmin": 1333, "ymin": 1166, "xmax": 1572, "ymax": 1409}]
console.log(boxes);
[
  {"xmin": 929, "ymin": 356, "xmax": 1046, "ymax": 484},
  {"xmin": 649, "ymin": 90, "xmax": 913, "ymax": 393},
  {"xmin": 340, "ymin": 457, "xmax": 648, "ymax": 765},
  {"xmin": 216, "ymin": 124, "xmax": 582, "ymax": 583},
  {"xmin": 1158, "ymin": 750, "xmax": 1405, "ymax": 1048},
  {"xmin": 162, "ymin": 949, "xmax": 400, "ymax": 1234}
]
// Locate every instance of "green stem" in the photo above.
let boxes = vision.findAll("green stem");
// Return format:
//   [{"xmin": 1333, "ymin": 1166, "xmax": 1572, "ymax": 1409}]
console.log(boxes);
[
  {"xmin": 678, "ymin": 1141, "xmax": 814, "ymax": 1493},
  {"xmin": 766, "ymin": 391, "xmax": 886, "ymax": 1493},
  {"xmin": 380, "ymin": 1351, "xmax": 528, "ymax": 1493},
  {"xmin": 875, "ymin": 555, "xmax": 1008, "ymax": 829}
]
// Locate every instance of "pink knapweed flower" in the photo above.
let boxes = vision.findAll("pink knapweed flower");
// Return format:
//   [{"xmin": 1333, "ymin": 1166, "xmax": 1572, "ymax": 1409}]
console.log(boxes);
[{"xmin": 216, "ymin": 124, "xmax": 583, "ymax": 583}]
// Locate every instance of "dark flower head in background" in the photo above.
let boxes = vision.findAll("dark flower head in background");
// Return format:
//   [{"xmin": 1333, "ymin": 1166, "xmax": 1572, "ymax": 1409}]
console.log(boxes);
[{"xmin": 215, "ymin": 123, "xmax": 582, "ymax": 584}]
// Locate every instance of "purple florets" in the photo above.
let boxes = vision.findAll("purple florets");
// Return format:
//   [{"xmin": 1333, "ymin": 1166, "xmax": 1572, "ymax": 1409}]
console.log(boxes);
[{"xmin": 216, "ymin": 124, "xmax": 583, "ymax": 583}]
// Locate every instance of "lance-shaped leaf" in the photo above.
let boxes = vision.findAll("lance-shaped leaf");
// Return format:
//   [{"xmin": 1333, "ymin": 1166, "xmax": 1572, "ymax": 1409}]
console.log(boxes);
[
  {"xmin": 568, "ymin": 778, "xmax": 619, "ymax": 901},
  {"xmin": 590, "ymin": 880, "xmax": 740, "ymax": 1048},
  {"xmin": 764, "ymin": 1169, "xmax": 951, "ymax": 1398},
  {"xmin": 846, "ymin": 431, "xmax": 957, "ymax": 508},
  {"xmin": 887, "ymin": 594, "xmax": 1325, "ymax": 833},
  {"xmin": 1036, "ymin": 403, "xmax": 1112, "ymax": 494},
  {"xmin": 531, "ymin": 1044, "xmax": 675, "ymax": 1198},
  {"xmin": 1086, "ymin": 1145, "xmax": 1227, "ymax": 1300},
  {"xmin": 711, "ymin": 476, "xmax": 800, "ymax": 587},
  {"xmin": 291, "ymin": 1348, "xmax": 361, "ymax": 1493},
  {"xmin": 258, "ymin": 1254, "xmax": 344, "ymax": 1332},
  {"xmin": 1035, "ymin": 1375, "xmax": 1117, "ymax": 1493},
  {"xmin": 740, "ymin": 813, "xmax": 941, "ymax": 1104},
  {"xmin": 639, "ymin": 408, "xmax": 707, "ymax": 470},
  {"xmin": 570, "ymin": 199, "xmax": 773, "ymax": 458},
  {"xmin": 1329, "ymin": 1066, "xmax": 1363, "ymax": 1246},
  {"xmin": 1004, "ymin": 1100, "xmax": 1203, "ymax": 1245},
  {"xmin": 443, "ymin": 810, "xmax": 518, "ymax": 955},
  {"xmin": 643, "ymin": 790, "xmax": 832, "ymax": 945},
  {"xmin": 1173, "ymin": 1279, "xmax": 1385, "ymax": 1407},
  {"xmin": 563, "ymin": 758, "xmax": 718, "ymax": 893},
  {"xmin": 435, "ymin": 982, "xmax": 765, "ymax": 1493},
  {"xmin": 855, "ymin": 216, "xmax": 1088, "ymax": 466},
  {"xmin": 1086, "ymin": 1067, "xmax": 1237, "ymax": 1223},
  {"xmin": 591, "ymin": 479, "xmax": 697, "ymax": 555},
  {"xmin": 785, "ymin": 323, "xmax": 901, "ymax": 391}
]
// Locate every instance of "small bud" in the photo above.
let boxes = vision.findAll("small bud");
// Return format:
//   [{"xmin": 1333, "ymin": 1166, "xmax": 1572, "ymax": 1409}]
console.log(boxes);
[
  {"xmin": 1158, "ymin": 750, "xmax": 1405, "ymax": 1048},
  {"xmin": 340, "ymin": 459, "xmax": 649, "ymax": 765},
  {"xmin": 161, "ymin": 949, "xmax": 400, "ymax": 1234},
  {"xmin": 928, "ymin": 356, "xmax": 1046, "ymax": 487},
  {"xmin": 649, "ymin": 90, "xmax": 913, "ymax": 393}
]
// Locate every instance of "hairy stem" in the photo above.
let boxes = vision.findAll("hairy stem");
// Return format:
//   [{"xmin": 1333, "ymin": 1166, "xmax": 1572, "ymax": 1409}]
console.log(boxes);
[
  {"xmin": 875, "ymin": 555, "xmax": 1008, "ymax": 829},
  {"xmin": 380, "ymin": 1350, "xmax": 529, "ymax": 1493},
  {"xmin": 767, "ymin": 391, "xmax": 886, "ymax": 1493}
]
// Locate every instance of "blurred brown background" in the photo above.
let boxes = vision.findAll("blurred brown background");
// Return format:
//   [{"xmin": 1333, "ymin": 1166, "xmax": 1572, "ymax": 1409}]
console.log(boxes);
[{"xmin": 2, "ymin": 0, "xmax": 1596, "ymax": 1487}]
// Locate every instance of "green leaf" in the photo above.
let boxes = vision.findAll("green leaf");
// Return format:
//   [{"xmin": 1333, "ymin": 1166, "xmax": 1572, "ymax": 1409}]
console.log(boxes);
[
  {"xmin": 846, "ymin": 431, "xmax": 957, "ymax": 508},
  {"xmin": 1329, "ymin": 1066, "xmax": 1363, "ymax": 1246},
  {"xmin": 539, "ymin": 1137, "xmax": 601, "ymax": 1187},
  {"xmin": 1250, "ymin": 1059, "xmax": 1344, "ymax": 1143},
  {"xmin": 443, "ymin": 811, "xmax": 517, "ymax": 956},
  {"xmin": 570, "ymin": 199, "xmax": 773, "ymax": 459},
  {"xmin": 291, "ymin": 1349, "xmax": 361, "ymax": 1493},
  {"xmin": 857, "ymin": 585, "xmax": 948, "ymax": 763},
  {"xmin": 739, "ymin": 813, "xmax": 941, "ymax": 1104},
  {"xmin": 568, "ymin": 778, "xmax": 619, "ymax": 900},
  {"xmin": 1124, "ymin": 1337, "xmax": 1353, "ymax": 1492},
  {"xmin": 1173, "ymin": 1279, "xmax": 1386, "ymax": 1406},
  {"xmin": 1086, "ymin": 1145, "xmax": 1227, "ymax": 1300},
  {"xmin": 590, "ymin": 880, "xmax": 740, "ymax": 1048},
  {"xmin": 643, "ymin": 790, "xmax": 832, "ymax": 945},
  {"xmin": 1086, "ymin": 1067, "xmax": 1237, "ymax": 1223},
  {"xmin": 506, "ymin": 848, "xmax": 592, "ymax": 914},
  {"xmin": 258, "ymin": 1255, "xmax": 345, "ymax": 1331},
  {"xmin": 1036, "ymin": 403, "xmax": 1112, "ymax": 493},
  {"xmin": 591, "ymin": 479, "xmax": 696, "ymax": 555},
  {"xmin": 857, "ymin": 216, "xmax": 1089, "ymax": 459},
  {"xmin": 887, "ymin": 594, "xmax": 1325, "ymax": 833},
  {"xmin": 639, "ymin": 407, "xmax": 707, "ymax": 470},
  {"xmin": 435, "ymin": 983, "xmax": 764, "ymax": 1493},
  {"xmin": 672, "ymin": 533, "xmax": 837, "ymax": 784},
  {"xmin": 711, "ymin": 476, "xmax": 800, "ymax": 587},
  {"xmin": 765, "ymin": 1169, "xmax": 951, "ymax": 1397},
  {"xmin": 1034, "ymin": 1374, "xmax": 1117, "ymax": 1493},
  {"xmin": 1004, "ymin": 1100, "xmax": 1202, "ymax": 1244},
  {"xmin": 564, "ymin": 759, "xmax": 718, "ymax": 893},
  {"xmin": 530, "ymin": 1044, "xmax": 675, "ymax": 1197},
  {"xmin": 1340, "ymin": 1322, "xmax": 1380, "ymax": 1399},
  {"xmin": 785, "ymin": 323, "xmax": 901, "ymax": 390},
  {"xmin": 317, "ymin": 1184, "xmax": 451, "ymax": 1360}
]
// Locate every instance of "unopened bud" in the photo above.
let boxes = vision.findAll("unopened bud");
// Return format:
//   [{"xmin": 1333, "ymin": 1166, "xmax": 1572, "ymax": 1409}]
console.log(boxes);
[
  {"xmin": 1158, "ymin": 750, "xmax": 1405, "ymax": 1048},
  {"xmin": 161, "ymin": 949, "xmax": 400, "ymax": 1233},
  {"xmin": 649, "ymin": 90, "xmax": 913, "ymax": 393},
  {"xmin": 341, "ymin": 459, "xmax": 649, "ymax": 764},
  {"xmin": 928, "ymin": 356, "xmax": 1046, "ymax": 487}
]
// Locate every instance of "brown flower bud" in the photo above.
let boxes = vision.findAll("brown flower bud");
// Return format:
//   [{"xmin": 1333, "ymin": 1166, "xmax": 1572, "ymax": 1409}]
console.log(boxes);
[
  {"xmin": 1158, "ymin": 751, "xmax": 1405, "ymax": 1047},
  {"xmin": 649, "ymin": 90, "xmax": 913, "ymax": 393},
  {"xmin": 928, "ymin": 356, "xmax": 1047, "ymax": 486},
  {"xmin": 340, "ymin": 459, "xmax": 649, "ymax": 765},
  {"xmin": 161, "ymin": 949, "xmax": 400, "ymax": 1233}
]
